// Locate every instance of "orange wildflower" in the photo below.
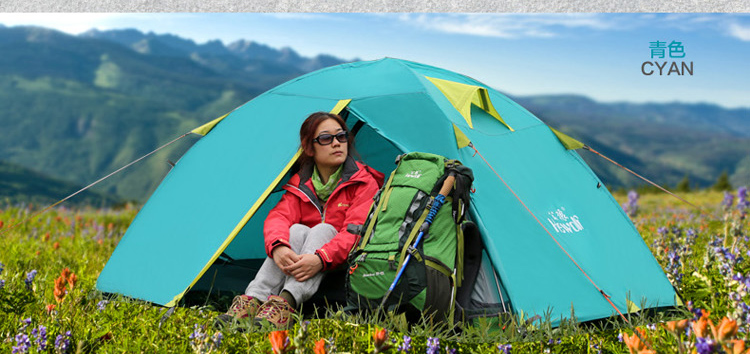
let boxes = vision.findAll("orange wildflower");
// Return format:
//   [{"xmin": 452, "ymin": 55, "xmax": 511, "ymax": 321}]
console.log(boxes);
[
  {"xmin": 46, "ymin": 304, "xmax": 56, "ymax": 313},
  {"xmin": 268, "ymin": 330, "xmax": 291, "ymax": 354},
  {"xmin": 313, "ymin": 338, "xmax": 326, "ymax": 354},
  {"xmin": 692, "ymin": 316, "xmax": 713, "ymax": 339},
  {"xmin": 622, "ymin": 328, "xmax": 647, "ymax": 354},
  {"xmin": 54, "ymin": 275, "xmax": 67, "ymax": 303},
  {"xmin": 638, "ymin": 350, "xmax": 657, "ymax": 354},
  {"xmin": 43, "ymin": 232, "xmax": 50, "ymax": 241},
  {"xmin": 107, "ymin": 222, "xmax": 114, "ymax": 231},
  {"xmin": 67, "ymin": 272, "xmax": 78, "ymax": 291},
  {"xmin": 0, "ymin": 220, "xmax": 4, "ymax": 228},
  {"xmin": 716, "ymin": 317, "xmax": 739, "ymax": 341},
  {"xmin": 372, "ymin": 328, "xmax": 392, "ymax": 353},
  {"xmin": 61, "ymin": 268, "xmax": 71, "ymax": 280},
  {"xmin": 729, "ymin": 339, "xmax": 749, "ymax": 354},
  {"xmin": 53, "ymin": 242, "xmax": 60, "ymax": 250},
  {"xmin": 664, "ymin": 318, "xmax": 689, "ymax": 335}
]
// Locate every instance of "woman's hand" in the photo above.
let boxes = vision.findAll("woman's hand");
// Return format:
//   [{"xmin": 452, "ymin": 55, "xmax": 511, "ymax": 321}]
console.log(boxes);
[
  {"xmin": 283, "ymin": 254, "xmax": 323, "ymax": 282},
  {"xmin": 272, "ymin": 246, "xmax": 301, "ymax": 275}
]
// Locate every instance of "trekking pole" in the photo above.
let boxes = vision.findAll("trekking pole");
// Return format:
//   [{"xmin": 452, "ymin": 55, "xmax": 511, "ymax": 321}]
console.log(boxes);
[{"xmin": 379, "ymin": 172, "xmax": 456, "ymax": 309}]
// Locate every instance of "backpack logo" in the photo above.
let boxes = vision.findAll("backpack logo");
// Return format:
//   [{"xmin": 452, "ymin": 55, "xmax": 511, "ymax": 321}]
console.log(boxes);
[
  {"xmin": 337, "ymin": 203, "xmax": 350, "ymax": 208},
  {"xmin": 362, "ymin": 271, "xmax": 386, "ymax": 278},
  {"xmin": 546, "ymin": 207, "xmax": 584, "ymax": 234},
  {"xmin": 405, "ymin": 170, "xmax": 422, "ymax": 178}
]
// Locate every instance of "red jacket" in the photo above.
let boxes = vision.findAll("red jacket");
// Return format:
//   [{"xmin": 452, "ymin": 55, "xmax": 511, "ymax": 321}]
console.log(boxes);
[{"xmin": 264, "ymin": 157, "xmax": 384, "ymax": 271}]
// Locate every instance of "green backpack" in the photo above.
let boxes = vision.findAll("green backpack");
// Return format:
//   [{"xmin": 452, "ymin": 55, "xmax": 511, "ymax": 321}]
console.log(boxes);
[{"xmin": 346, "ymin": 152, "xmax": 474, "ymax": 323}]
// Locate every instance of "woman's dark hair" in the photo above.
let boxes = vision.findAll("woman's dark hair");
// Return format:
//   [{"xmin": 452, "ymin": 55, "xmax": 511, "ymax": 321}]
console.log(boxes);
[{"xmin": 298, "ymin": 112, "xmax": 355, "ymax": 168}]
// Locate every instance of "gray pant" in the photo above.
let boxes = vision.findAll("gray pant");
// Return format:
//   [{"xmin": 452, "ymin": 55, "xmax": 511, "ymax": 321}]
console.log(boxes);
[{"xmin": 245, "ymin": 223, "xmax": 337, "ymax": 304}]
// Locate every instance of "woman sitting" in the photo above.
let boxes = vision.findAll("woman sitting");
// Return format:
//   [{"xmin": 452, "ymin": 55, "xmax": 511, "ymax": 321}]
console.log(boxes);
[{"xmin": 217, "ymin": 111, "xmax": 383, "ymax": 328}]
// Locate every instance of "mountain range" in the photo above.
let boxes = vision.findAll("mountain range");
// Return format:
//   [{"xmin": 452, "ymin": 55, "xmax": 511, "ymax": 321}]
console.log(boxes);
[{"xmin": 0, "ymin": 24, "xmax": 747, "ymax": 204}]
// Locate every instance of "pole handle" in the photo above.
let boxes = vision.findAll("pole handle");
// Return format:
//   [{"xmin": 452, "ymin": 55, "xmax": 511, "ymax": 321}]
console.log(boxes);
[{"xmin": 438, "ymin": 174, "xmax": 455, "ymax": 198}]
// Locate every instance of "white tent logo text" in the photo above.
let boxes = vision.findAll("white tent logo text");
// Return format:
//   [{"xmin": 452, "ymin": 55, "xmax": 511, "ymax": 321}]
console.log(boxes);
[{"xmin": 546, "ymin": 207, "xmax": 584, "ymax": 234}]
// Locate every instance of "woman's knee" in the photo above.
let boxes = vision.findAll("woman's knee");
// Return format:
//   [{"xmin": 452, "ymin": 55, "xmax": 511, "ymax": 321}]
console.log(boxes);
[
  {"xmin": 288, "ymin": 224, "xmax": 311, "ymax": 250},
  {"xmin": 308, "ymin": 223, "xmax": 337, "ymax": 243},
  {"xmin": 310, "ymin": 223, "xmax": 336, "ymax": 234}
]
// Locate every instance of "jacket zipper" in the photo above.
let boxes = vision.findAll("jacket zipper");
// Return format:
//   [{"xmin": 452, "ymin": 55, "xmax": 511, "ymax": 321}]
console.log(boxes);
[{"xmin": 287, "ymin": 184, "xmax": 323, "ymax": 219}]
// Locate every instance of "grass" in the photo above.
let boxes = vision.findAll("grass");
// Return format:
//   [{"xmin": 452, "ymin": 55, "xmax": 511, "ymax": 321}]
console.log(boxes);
[{"xmin": 0, "ymin": 189, "xmax": 747, "ymax": 353}]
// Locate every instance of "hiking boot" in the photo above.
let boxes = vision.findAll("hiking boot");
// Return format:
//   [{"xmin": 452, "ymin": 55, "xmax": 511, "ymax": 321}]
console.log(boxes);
[
  {"xmin": 254, "ymin": 295, "xmax": 295, "ymax": 329},
  {"xmin": 214, "ymin": 295, "xmax": 262, "ymax": 328}
]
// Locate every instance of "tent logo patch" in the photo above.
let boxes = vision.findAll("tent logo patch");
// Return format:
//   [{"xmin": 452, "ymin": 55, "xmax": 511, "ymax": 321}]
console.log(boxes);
[
  {"xmin": 405, "ymin": 170, "xmax": 423, "ymax": 179},
  {"xmin": 546, "ymin": 207, "xmax": 584, "ymax": 234}
]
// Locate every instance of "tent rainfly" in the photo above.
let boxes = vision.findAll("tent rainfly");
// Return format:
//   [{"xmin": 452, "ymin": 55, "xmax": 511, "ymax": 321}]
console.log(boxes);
[{"xmin": 96, "ymin": 58, "xmax": 680, "ymax": 325}]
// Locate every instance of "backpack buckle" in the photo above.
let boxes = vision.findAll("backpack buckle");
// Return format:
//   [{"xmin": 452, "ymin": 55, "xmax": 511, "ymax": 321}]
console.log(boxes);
[{"xmin": 407, "ymin": 246, "xmax": 423, "ymax": 262}]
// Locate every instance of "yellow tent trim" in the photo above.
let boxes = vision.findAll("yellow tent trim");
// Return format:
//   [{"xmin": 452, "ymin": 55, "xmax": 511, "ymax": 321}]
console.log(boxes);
[
  {"xmin": 165, "ymin": 100, "xmax": 350, "ymax": 307},
  {"xmin": 426, "ymin": 76, "xmax": 513, "ymax": 132},
  {"xmin": 549, "ymin": 127, "xmax": 584, "ymax": 150},
  {"xmin": 453, "ymin": 124, "xmax": 471, "ymax": 149},
  {"xmin": 626, "ymin": 299, "xmax": 642, "ymax": 313},
  {"xmin": 191, "ymin": 113, "xmax": 229, "ymax": 136},
  {"xmin": 331, "ymin": 99, "xmax": 352, "ymax": 114},
  {"xmin": 165, "ymin": 148, "xmax": 302, "ymax": 307}
]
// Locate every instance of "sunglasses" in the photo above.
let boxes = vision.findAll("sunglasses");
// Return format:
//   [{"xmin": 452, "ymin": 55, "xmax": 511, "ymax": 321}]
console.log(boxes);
[{"xmin": 313, "ymin": 131, "xmax": 349, "ymax": 145}]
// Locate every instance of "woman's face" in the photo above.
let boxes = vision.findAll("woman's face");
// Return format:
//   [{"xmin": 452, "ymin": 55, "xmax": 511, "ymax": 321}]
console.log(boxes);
[{"xmin": 311, "ymin": 118, "xmax": 348, "ymax": 170}]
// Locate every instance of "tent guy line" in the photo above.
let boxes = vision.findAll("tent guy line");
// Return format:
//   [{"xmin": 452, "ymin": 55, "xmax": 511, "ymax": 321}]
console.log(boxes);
[
  {"xmin": 0, "ymin": 131, "xmax": 194, "ymax": 237},
  {"xmin": 468, "ymin": 142, "xmax": 630, "ymax": 324},
  {"xmin": 581, "ymin": 145, "xmax": 699, "ymax": 210}
]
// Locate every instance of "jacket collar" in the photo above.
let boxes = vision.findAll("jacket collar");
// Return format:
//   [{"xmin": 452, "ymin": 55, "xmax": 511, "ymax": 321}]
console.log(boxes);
[{"xmin": 297, "ymin": 155, "xmax": 359, "ymax": 187}]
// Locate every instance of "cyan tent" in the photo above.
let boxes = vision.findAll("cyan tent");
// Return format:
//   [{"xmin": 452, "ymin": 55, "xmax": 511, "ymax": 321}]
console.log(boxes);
[{"xmin": 96, "ymin": 58, "xmax": 679, "ymax": 324}]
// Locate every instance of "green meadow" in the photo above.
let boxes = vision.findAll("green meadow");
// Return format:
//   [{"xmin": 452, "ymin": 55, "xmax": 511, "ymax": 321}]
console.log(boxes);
[{"xmin": 0, "ymin": 189, "xmax": 748, "ymax": 353}]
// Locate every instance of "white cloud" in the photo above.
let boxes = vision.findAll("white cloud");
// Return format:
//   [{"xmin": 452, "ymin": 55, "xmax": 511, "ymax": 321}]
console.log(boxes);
[
  {"xmin": 401, "ymin": 13, "xmax": 618, "ymax": 39},
  {"xmin": 728, "ymin": 23, "xmax": 750, "ymax": 41}
]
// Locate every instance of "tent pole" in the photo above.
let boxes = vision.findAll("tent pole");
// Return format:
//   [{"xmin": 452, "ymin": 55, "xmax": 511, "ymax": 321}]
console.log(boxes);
[{"xmin": 489, "ymin": 256, "xmax": 509, "ymax": 313}]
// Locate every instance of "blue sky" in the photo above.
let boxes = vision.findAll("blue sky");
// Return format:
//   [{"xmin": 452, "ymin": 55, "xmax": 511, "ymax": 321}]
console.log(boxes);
[{"xmin": 0, "ymin": 13, "xmax": 748, "ymax": 108}]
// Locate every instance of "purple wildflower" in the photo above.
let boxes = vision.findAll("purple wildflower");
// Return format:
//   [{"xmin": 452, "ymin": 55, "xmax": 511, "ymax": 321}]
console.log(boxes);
[
  {"xmin": 695, "ymin": 337, "xmax": 717, "ymax": 354},
  {"xmin": 691, "ymin": 307, "xmax": 704, "ymax": 321},
  {"xmin": 24, "ymin": 270, "xmax": 37, "ymax": 289},
  {"xmin": 0, "ymin": 261, "xmax": 4, "ymax": 274},
  {"xmin": 722, "ymin": 191, "xmax": 735, "ymax": 211},
  {"xmin": 497, "ymin": 343, "xmax": 512, "ymax": 353},
  {"xmin": 738, "ymin": 186, "xmax": 749, "ymax": 210},
  {"xmin": 397, "ymin": 335, "xmax": 412, "ymax": 352},
  {"xmin": 54, "ymin": 331, "xmax": 71, "ymax": 353},
  {"xmin": 212, "ymin": 332, "xmax": 223, "ymax": 349},
  {"xmin": 426, "ymin": 337, "xmax": 440, "ymax": 354},
  {"xmin": 12, "ymin": 333, "xmax": 31, "ymax": 354},
  {"xmin": 623, "ymin": 190, "xmax": 639, "ymax": 217},
  {"xmin": 0, "ymin": 279, "xmax": 5, "ymax": 290},
  {"xmin": 189, "ymin": 324, "xmax": 204, "ymax": 341},
  {"xmin": 97, "ymin": 300, "xmax": 109, "ymax": 311},
  {"xmin": 31, "ymin": 325, "xmax": 47, "ymax": 352},
  {"xmin": 447, "ymin": 349, "xmax": 457, "ymax": 354},
  {"xmin": 19, "ymin": 318, "xmax": 31, "ymax": 331},
  {"xmin": 657, "ymin": 226, "xmax": 669, "ymax": 236}
]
